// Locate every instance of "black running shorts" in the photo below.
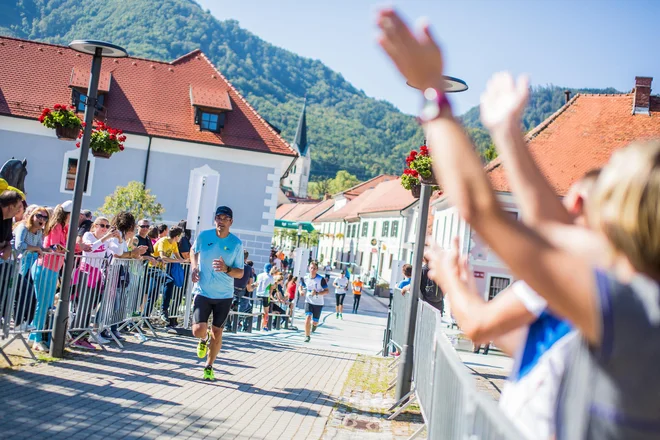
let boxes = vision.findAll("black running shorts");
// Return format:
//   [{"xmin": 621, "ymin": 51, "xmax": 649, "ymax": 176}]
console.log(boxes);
[
  {"xmin": 305, "ymin": 303, "xmax": 323, "ymax": 323},
  {"xmin": 335, "ymin": 293, "xmax": 346, "ymax": 305},
  {"xmin": 192, "ymin": 295, "xmax": 233, "ymax": 328}
]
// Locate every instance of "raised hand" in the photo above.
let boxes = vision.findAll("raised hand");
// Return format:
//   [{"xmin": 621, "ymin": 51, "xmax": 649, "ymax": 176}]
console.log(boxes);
[
  {"xmin": 376, "ymin": 8, "xmax": 444, "ymax": 91},
  {"xmin": 424, "ymin": 237, "xmax": 465, "ymax": 296},
  {"xmin": 480, "ymin": 72, "xmax": 530, "ymax": 133}
]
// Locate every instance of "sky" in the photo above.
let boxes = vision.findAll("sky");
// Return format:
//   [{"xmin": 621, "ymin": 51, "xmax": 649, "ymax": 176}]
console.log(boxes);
[{"xmin": 197, "ymin": 0, "xmax": 660, "ymax": 115}]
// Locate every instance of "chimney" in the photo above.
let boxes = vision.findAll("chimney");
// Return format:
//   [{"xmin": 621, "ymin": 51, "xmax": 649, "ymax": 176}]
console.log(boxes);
[
  {"xmin": 564, "ymin": 90, "xmax": 571, "ymax": 103},
  {"xmin": 633, "ymin": 76, "xmax": 653, "ymax": 115}
]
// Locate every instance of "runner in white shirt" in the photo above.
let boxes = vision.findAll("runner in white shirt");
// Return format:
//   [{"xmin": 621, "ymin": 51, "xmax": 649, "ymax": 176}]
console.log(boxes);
[
  {"xmin": 298, "ymin": 261, "xmax": 329, "ymax": 343},
  {"xmin": 333, "ymin": 271, "xmax": 349, "ymax": 319}
]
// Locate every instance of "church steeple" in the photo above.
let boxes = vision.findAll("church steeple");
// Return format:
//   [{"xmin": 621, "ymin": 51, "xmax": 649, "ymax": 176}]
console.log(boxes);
[{"xmin": 292, "ymin": 96, "xmax": 308, "ymax": 157}]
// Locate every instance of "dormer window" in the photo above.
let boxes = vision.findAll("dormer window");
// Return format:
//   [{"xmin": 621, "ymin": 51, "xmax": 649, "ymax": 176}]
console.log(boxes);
[
  {"xmin": 195, "ymin": 109, "xmax": 225, "ymax": 133},
  {"xmin": 68, "ymin": 67, "xmax": 111, "ymax": 114},
  {"xmin": 72, "ymin": 89, "xmax": 105, "ymax": 113},
  {"xmin": 190, "ymin": 85, "xmax": 232, "ymax": 134}
]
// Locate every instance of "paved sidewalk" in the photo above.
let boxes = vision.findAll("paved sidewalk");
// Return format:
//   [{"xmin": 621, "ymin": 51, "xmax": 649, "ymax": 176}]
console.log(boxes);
[{"xmin": 0, "ymin": 333, "xmax": 355, "ymax": 439}]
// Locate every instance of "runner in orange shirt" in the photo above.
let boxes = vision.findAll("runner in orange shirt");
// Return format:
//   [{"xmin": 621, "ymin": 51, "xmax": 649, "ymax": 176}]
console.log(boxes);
[{"xmin": 351, "ymin": 277, "xmax": 363, "ymax": 314}]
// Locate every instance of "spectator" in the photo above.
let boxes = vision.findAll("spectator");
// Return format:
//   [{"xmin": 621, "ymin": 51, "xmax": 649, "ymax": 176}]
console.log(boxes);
[
  {"xmin": 76, "ymin": 209, "xmax": 94, "ymax": 251},
  {"xmin": 227, "ymin": 250, "xmax": 253, "ymax": 331},
  {"xmin": 13, "ymin": 206, "xmax": 49, "ymax": 331},
  {"xmin": 101, "ymin": 212, "xmax": 147, "ymax": 341},
  {"xmin": 75, "ymin": 216, "xmax": 118, "ymax": 348},
  {"xmin": 376, "ymin": 11, "xmax": 660, "ymax": 438},
  {"xmin": 154, "ymin": 226, "xmax": 185, "ymax": 328},
  {"xmin": 419, "ymin": 256, "xmax": 443, "ymax": 316},
  {"xmin": 286, "ymin": 275, "xmax": 298, "ymax": 322},
  {"xmin": 0, "ymin": 189, "xmax": 24, "ymax": 260},
  {"xmin": 177, "ymin": 220, "xmax": 192, "ymax": 260},
  {"xmin": 147, "ymin": 225, "xmax": 159, "ymax": 245},
  {"xmin": 398, "ymin": 264, "xmax": 412, "ymax": 293},
  {"xmin": 29, "ymin": 201, "xmax": 69, "ymax": 351},
  {"xmin": 157, "ymin": 223, "xmax": 168, "ymax": 240}
]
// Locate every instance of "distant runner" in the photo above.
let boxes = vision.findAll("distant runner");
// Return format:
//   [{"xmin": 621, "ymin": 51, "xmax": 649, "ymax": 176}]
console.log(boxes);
[
  {"xmin": 299, "ymin": 261, "xmax": 329, "ymax": 343},
  {"xmin": 191, "ymin": 206, "xmax": 244, "ymax": 381},
  {"xmin": 351, "ymin": 277, "xmax": 363, "ymax": 314},
  {"xmin": 333, "ymin": 270, "xmax": 349, "ymax": 319}
]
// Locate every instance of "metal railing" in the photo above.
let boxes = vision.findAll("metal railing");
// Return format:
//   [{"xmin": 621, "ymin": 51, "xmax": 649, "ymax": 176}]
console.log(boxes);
[
  {"xmin": 382, "ymin": 287, "xmax": 412, "ymax": 356},
  {"xmin": 0, "ymin": 252, "xmax": 197, "ymax": 363},
  {"xmin": 388, "ymin": 299, "xmax": 526, "ymax": 440}
]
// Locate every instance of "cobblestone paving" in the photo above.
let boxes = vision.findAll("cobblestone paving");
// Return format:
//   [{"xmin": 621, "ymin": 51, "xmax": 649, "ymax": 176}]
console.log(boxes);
[{"xmin": 0, "ymin": 333, "xmax": 355, "ymax": 439}]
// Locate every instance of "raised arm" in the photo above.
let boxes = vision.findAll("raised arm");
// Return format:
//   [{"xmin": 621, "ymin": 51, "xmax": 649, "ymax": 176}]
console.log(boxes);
[
  {"xmin": 480, "ymin": 72, "xmax": 572, "ymax": 226},
  {"xmin": 377, "ymin": 8, "xmax": 600, "ymax": 345}
]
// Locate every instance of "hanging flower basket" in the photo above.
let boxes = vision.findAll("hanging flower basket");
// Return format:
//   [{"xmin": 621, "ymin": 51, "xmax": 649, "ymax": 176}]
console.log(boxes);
[
  {"xmin": 420, "ymin": 170, "xmax": 438, "ymax": 186},
  {"xmin": 92, "ymin": 150, "xmax": 113, "ymax": 159},
  {"xmin": 411, "ymin": 184, "xmax": 421, "ymax": 198},
  {"xmin": 39, "ymin": 104, "xmax": 82, "ymax": 140},
  {"xmin": 77, "ymin": 120, "xmax": 126, "ymax": 159},
  {"xmin": 55, "ymin": 125, "xmax": 81, "ymax": 140}
]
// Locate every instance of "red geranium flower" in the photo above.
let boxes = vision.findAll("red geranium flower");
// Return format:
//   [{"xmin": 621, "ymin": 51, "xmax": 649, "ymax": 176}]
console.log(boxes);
[{"xmin": 76, "ymin": 142, "xmax": 81, "ymax": 148}]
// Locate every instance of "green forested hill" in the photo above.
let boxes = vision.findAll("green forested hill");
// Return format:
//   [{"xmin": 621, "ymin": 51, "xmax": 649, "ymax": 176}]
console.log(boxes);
[{"xmin": 1, "ymin": 0, "xmax": 622, "ymax": 178}]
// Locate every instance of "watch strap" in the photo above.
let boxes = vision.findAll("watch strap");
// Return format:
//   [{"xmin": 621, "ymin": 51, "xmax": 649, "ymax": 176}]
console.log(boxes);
[{"xmin": 418, "ymin": 88, "xmax": 452, "ymax": 124}]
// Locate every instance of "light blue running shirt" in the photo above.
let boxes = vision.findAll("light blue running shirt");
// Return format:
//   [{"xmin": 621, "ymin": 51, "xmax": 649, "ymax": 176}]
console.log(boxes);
[{"xmin": 192, "ymin": 229, "xmax": 244, "ymax": 299}]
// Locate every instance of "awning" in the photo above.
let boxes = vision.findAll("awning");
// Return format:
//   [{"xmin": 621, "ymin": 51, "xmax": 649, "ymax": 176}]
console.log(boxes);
[{"xmin": 275, "ymin": 219, "xmax": 315, "ymax": 232}]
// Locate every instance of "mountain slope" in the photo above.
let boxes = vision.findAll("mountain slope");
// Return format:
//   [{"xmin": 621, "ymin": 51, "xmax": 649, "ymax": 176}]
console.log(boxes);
[
  {"xmin": 1, "ymin": 0, "xmax": 425, "ymax": 180},
  {"xmin": 1, "ymin": 0, "xmax": 623, "ymax": 177}
]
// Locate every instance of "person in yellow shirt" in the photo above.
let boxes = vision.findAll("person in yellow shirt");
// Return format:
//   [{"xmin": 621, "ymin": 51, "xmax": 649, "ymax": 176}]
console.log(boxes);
[
  {"xmin": 153, "ymin": 227, "xmax": 187, "ymax": 327},
  {"xmin": 351, "ymin": 277, "xmax": 364, "ymax": 314}
]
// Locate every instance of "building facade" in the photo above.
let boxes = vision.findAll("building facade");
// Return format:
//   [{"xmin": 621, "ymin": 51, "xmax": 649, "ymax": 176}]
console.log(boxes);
[{"xmin": 0, "ymin": 36, "xmax": 298, "ymax": 270}]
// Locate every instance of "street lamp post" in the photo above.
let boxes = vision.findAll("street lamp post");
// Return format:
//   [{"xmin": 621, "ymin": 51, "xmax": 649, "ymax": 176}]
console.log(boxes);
[
  {"xmin": 394, "ymin": 75, "xmax": 468, "ymax": 401},
  {"xmin": 50, "ymin": 40, "xmax": 128, "ymax": 358}
]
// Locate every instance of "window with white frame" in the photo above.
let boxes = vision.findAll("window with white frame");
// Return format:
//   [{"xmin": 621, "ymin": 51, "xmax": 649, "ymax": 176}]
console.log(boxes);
[
  {"xmin": 60, "ymin": 150, "xmax": 95, "ymax": 196},
  {"xmin": 372, "ymin": 221, "xmax": 376, "ymax": 237},
  {"xmin": 391, "ymin": 220, "xmax": 399, "ymax": 237},
  {"xmin": 362, "ymin": 222, "xmax": 368, "ymax": 237}
]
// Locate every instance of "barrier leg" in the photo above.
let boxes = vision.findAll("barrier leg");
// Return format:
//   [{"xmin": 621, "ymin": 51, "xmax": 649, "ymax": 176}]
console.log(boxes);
[
  {"xmin": 388, "ymin": 387, "xmax": 416, "ymax": 412},
  {"xmin": 388, "ymin": 390, "xmax": 417, "ymax": 419}
]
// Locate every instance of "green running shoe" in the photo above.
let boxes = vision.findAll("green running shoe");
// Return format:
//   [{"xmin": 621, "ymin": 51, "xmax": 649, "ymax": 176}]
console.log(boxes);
[
  {"xmin": 197, "ymin": 332, "xmax": 209, "ymax": 359},
  {"xmin": 312, "ymin": 325, "xmax": 317, "ymax": 333},
  {"xmin": 304, "ymin": 336, "xmax": 311, "ymax": 343},
  {"xmin": 203, "ymin": 366, "xmax": 215, "ymax": 381}
]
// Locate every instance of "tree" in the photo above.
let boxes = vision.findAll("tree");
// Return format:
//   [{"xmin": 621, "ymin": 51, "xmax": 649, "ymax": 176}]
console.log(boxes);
[
  {"xmin": 308, "ymin": 179, "xmax": 332, "ymax": 199},
  {"xmin": 97, "ymin": 181, "xmax": 164, "ymax": 221},
  {"xmin": 308, "ymin": 170, "xmax": 361, "ymax": 199},
  {"xmin": 482, "ymin": 143, "xmax": 498, "ymax": 163}
]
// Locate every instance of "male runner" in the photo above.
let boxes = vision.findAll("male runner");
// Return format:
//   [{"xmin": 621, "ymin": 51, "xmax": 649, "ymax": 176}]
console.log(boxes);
[
  {"xmin": 333, "ymin": 270, "xmax": 349, "ymax": 319},
  {"xmin": 191, "ymin": 206, "xmax": 244, "ymax": 381},
  {"xmin": 298, "ymin": 261, "xmax": 329, "ymax": 343}
]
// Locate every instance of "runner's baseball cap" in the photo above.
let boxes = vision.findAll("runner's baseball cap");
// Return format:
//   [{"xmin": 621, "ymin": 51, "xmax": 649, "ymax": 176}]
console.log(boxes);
[{"xmin": 215, "ymin": 206, "xmax": 233, "ymax": 219}]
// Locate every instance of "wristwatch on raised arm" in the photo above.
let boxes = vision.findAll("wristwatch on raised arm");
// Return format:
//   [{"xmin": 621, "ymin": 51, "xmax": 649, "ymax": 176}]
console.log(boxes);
[{"xmin": 418, "ymin": 88, "xmax": 452, "ymax": 124}]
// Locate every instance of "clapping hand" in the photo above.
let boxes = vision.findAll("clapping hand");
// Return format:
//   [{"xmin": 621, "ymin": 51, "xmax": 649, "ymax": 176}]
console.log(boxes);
[
  {"xmin": 376, "ymin": 8, "xmax": 444, "ymax": 92},
  {"xmin": 480, "ymin": 72, "xmax": 530, "ymax": 134}
]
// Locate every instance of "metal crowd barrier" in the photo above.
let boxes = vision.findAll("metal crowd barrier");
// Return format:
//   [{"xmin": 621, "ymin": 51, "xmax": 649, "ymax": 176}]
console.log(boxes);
[
  {"xmin": 0, "ymin": 252, "xmax": 195, "ymax": 364},
  {"xmin": 392, "ymin": 300, "xmax": 526, "ymax": 440}
]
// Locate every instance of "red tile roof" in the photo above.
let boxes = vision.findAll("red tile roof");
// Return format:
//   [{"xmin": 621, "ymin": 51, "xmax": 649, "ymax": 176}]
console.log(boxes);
[
  {"xmin": 69, "ymin": 67, "xmax": 112, "ymax": 92},
  {"xmin": 190, "ymin": 85, "xmax": 232, "ymax": 111},
  {"xmin": 297, "ymin": 198, "xmax": 334, "ymax": 222},
  {"xmin": 317, "ymin": 189, "xmax": 376, "ymax": 222},
  {"xmin": 0, "ymin": 36, "xmax": 295, "ymax": 157},
  {"xmin": 275, "ymin": 203, "xmax": 298, "ymax": 220},
  {"xmin": 486, "ymin": 93, "xmax": 660, "ymax": 196},
  {"xmin": 341, "ymin": 174, "xmax": 398, "ymax": 199},
  {"xmin": 358, "ymin": 179, "xmax": 417, "ymax": 214},
  {"xmin": 279, "ymin": 202, "xmax": 319, "ymax": 221}
]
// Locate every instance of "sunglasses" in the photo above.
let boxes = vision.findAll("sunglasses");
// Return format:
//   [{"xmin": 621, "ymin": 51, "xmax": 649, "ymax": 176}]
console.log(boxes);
[
  {"xmin": 35, "ymin": 214, "xmax": 49, "ymax": 221},
  {"xmin": 139, "ymin": 225, "xmax": 150, "ymax": 229},
  {"xmin": 97, "ymin": 224, "xmax": 110, "ymax": 229},
  {"xmin": 215, "ymin": 215, "xmax": 231, "ymax": 222}
]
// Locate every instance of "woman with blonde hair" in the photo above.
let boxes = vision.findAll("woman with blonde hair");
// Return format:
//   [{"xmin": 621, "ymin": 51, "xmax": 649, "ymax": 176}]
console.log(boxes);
[{"xmin": 13, "ymin": 206, "xmax": 48, "ymax": 330}]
